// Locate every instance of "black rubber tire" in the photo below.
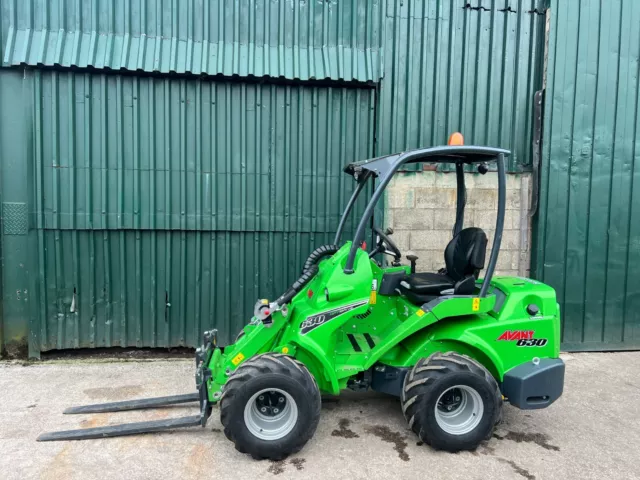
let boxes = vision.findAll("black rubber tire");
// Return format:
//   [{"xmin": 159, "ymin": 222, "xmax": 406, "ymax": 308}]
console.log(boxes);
[
  {"xmin": 401, "ymin": 352, "xmax": 502, "ymax": 452},
  {"xmin": 219, "ymin": 353, "xmax": 321, "ymax": 460}
]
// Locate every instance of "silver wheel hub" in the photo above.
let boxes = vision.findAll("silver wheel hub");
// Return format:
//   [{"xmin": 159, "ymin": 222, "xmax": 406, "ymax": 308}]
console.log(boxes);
[
  {"xmin": 435, "ymin": 385, "xmax": 484, "ymax": 435},
  {"xmin": 244, "ymin": 388, "xmax": 298, "ymax": 440}
]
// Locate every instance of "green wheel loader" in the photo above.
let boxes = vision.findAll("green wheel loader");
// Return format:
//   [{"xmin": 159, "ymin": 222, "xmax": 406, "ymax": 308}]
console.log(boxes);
[{"xmin": 39, "ymin": 141, "xmax": 565, "ymax": 460}]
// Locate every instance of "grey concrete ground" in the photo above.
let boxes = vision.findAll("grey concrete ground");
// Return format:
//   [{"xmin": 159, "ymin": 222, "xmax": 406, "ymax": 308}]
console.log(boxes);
[{"xmin": 1, "ymin": 352, "xmax": 639, "ymax": 480}]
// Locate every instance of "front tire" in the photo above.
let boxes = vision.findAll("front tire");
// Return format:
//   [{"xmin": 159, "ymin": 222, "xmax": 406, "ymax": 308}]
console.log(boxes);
[
  {"xmin": 220, "ymin": 353, "xmax": 321, "ymax": 460},
  {"xmin": 401, "ymin": 352, "xmax": 502, "ymax": 452},
  {"xmin": 234, "ymin": 329, "xmax": 245, "ymax": 343}
]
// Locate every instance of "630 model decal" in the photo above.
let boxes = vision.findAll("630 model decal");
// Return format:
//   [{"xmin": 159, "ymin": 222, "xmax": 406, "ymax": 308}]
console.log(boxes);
[
  {"xmin": 300, "ymin": 300, "xmax": 368, "ymax": 335},
  {"xmin": 497, "ymin": 330, "xmax": 547, "ymax": 347},
  {"xmin": 516, "ymin": 338, "xmax": 548, "ymax": 347}
]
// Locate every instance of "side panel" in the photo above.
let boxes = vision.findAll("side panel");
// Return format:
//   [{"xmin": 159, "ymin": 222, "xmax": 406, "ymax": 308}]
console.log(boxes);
[{"xmin": 384, "ymin": 278, "xmax": 561, "ymax": 380}]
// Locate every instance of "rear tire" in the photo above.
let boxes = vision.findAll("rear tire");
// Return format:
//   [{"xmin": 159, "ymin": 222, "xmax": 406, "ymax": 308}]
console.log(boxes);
[
  {"xmin": 219, "ymin": 353, "xmax": 321, "ymax": 460},
  {"xmin": 401, "ymin": 352, "xmax": 502, "ymax": 452}
]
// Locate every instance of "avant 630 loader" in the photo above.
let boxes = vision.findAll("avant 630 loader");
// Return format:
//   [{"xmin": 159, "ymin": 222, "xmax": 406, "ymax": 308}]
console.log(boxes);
[{"xmin": 39, "ymin": 140, "xmax": 565, "ymax": 460}]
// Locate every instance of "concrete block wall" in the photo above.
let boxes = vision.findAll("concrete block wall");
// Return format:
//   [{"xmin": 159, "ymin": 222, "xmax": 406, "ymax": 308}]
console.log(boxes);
[{"xmin": 384, "ymin": 171, "xmax": 531, "ymax": 277}]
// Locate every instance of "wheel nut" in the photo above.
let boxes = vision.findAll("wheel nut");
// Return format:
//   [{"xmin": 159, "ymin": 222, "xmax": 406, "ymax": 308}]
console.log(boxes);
[
  {"xmin": 278, "ymin": 397, "xmax": 285, "ymax": 403},
  {"xmin": 260, "ymin": 407, "xmax": 267, "ymax": 413},
  {"xmin": 273, "ymin": 408, "xmax": 279, "ymax": 414},
  {"xmin": 258, "ymin": 395, "xmax": 264, "ymax": 401},
  {"xmin": 455, "ymin": 396, "xmax": 460, "ymax": 401},
  {"xmin": 447, "ymin": 406, "xmax": 452, "ymax": 411}
]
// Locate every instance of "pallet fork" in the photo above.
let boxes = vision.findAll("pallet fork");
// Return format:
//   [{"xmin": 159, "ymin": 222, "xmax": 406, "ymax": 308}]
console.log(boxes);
[{"xmin": 37, "ymin": 331, "xmax": 217, "ymax": 442}]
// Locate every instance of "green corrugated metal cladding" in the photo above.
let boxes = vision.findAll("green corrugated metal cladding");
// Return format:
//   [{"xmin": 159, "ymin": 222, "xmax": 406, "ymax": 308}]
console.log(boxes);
[
  {"xmin": 0, "ymin": 0, "xmax": 383, "ymax": 82},
  {"xmin": 377, "ymin": 0, "xmax": 547, "ymax": 171},
  {"xmin": 1, "ymin": 69, "xmax": 374, "ymax": 354},
  {"xmin": 534, "ymin": 0, "xmax": 640, "ymax": 350},
  {"xmin": 0, "ymin": 0, "xmax": 548, "ymax": 357}
]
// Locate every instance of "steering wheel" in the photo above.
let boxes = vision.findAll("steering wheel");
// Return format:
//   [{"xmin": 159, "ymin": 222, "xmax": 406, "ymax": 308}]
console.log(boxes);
[{"xmin": 370, "ymin": 226, "xmax": 402, "ymax": 263}]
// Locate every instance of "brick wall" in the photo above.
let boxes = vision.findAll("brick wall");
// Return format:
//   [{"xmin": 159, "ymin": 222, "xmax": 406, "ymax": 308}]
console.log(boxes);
[{"xmin": 384, "ymin": 171, "xmax": 531, "ymax": 277}]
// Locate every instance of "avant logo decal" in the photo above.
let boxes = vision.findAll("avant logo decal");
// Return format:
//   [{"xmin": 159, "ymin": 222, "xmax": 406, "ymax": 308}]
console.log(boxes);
[
  {"xmin": 497, "ymin": 330, "xmax": 535, "ymax": 341},
  {"xmin": 300, "ymin": 300, "xmax": 368, "ymax": 335}
]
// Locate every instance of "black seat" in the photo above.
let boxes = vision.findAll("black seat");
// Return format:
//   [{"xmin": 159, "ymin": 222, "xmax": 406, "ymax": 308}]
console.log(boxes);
[
  {"xmin": 401, "ymin": 227, "xmax": 488, "ymax": 304},
  {"xmin": 404, "ymin": 272, "xmax": 455, "ymax": 296}
]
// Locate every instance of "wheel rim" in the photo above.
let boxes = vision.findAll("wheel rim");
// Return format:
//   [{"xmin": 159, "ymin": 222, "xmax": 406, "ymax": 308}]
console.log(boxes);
[
  {"xmin": 244, "ymin": 388, "xmax": 298, "ymax": 440},
  {"xmin": 434, "ymin": 385, "xmax": 484, "ymax": 435}
]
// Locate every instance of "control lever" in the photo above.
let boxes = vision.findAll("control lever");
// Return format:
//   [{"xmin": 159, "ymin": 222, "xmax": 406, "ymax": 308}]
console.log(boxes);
[
  {"xmin": 406, "ymin": 254, "xmax": 418, "ymax": 274},
  {"xmin": 385, "ymin": 227, "xmax": 394, "ymax": 236}
]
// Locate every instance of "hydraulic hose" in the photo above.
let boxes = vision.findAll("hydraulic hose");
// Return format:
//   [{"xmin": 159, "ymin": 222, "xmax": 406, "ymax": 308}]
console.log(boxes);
[
  {"xmin": 302, "ymin": 244, "xmax": 341, "ymax": 274},
  {"xmin": 275, "ymin": 265, "xmax": 319, "ymax": 306}
]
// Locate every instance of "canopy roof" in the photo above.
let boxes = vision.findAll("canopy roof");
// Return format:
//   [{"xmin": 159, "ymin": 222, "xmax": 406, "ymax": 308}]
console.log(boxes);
[{"xmin": 344, "ymin": 146, "xmax": 511, "ymax": 178}]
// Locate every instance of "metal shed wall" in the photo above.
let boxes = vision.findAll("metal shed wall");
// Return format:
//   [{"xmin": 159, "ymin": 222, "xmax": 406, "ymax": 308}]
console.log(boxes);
[
  {"xmin": 0, "ymin": 0, "xmax": 549, "ymax": 356},
  {"xmin": 0, "ymin": 68, "xmax": 374, "ymax": 354},
  {"xmin": 376, "ymin": 0, "xmax": 547, "ymax": 171},
  {"xmin": 534, "ymin": 0, "xmax": 640, "ymax": 350},
  {"xmin": 0, "ymin": 0, "xmax": 383, "ymax": 356}
]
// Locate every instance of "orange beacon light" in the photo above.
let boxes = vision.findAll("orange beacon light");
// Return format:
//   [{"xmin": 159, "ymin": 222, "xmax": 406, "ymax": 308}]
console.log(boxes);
[{"xmin": 448, "ymin": 132, "xmax": 464, "ymax": 146}]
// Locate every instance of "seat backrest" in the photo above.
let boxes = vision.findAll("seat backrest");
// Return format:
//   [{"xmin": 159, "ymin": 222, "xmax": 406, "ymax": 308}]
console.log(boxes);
[{"xmin": 444, "ymin": 227, "xmax": 488, "ymax": 282}]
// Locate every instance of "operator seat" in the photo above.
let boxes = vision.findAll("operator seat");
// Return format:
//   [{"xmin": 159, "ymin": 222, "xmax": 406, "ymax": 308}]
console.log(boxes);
[{"xmin": 400, "ymin": 227, "xmax": 488, "ymax": 304}]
